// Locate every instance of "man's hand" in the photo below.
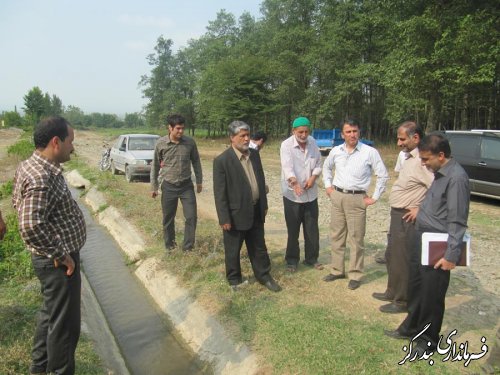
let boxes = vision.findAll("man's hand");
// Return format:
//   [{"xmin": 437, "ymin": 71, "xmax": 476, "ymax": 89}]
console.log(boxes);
[
  {"xmin": 196, "ymin": 184, "xmax": 203, "ymax": 193},
  {"xmin": 363, "ymin": 196, "xmax": 377, "ymax": 206},
  {"xmin": 151, "ymin": 191, "xmax": 158, "ymax": 198},
  {"xmin": 54, "ymin": 255, "xmax": 76, "ymax": 276},
  {"xmin": 0, "ymin": 214, "xmax": 6, "ymax": 241},
  {"xmin": 326, "ymin": 187, "xmax": 334, "ymax": 197},
  {"xmin": 434, "ymin": 258, "xmax": 456, "ymax": 271},
  {"xmin": 221, "ymin": 223, "xmax": 231, "ymax": 231},
  {"xmin": 402, "ymin": 207, "xmax": 419, "ymax": 223},
  {"xmin": 304, "ymin": 175, "xmax": 317, "ymax": 190}
]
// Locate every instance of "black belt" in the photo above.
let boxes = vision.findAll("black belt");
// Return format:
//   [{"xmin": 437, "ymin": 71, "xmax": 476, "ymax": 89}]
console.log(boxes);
[{"xmin": 333, "ymin": 185, "xmax": 366, "ymax": 194}]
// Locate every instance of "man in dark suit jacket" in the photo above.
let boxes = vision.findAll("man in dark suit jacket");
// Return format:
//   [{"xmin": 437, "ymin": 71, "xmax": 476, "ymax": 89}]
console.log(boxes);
[{"xmin": 213, "ymin": 121, "xmax": 281, "ymax": 292}]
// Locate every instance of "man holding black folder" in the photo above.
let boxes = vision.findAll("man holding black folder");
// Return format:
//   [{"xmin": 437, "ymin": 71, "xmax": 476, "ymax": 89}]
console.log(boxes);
[{"xmin": 384, "ymin": 133, "xmax": 470, "ymax": 355}]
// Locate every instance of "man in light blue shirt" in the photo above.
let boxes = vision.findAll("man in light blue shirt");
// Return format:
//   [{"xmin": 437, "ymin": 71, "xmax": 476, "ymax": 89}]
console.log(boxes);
[
  {"xmin": 322, "ymin": 119, "xmax": 389, "ymax": 289},
  {"xmin": 280, "ymin": 117, "xmax": 323, "ymax": 272}
]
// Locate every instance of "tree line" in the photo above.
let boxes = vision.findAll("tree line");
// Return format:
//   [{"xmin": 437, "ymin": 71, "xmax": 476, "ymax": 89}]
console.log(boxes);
[
  {"xmin": 0, "ymin": 86, "xmax": 145, "ymax": 129},
  {"xmin": 140, "ymin": 0, "xmax": 499, "ymax": 139}
]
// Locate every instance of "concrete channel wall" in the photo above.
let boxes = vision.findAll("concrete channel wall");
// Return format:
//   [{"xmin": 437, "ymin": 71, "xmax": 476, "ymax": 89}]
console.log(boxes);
[{"xmin": 66, "ymin": 170, "xmax": 260, "ymax": 375}]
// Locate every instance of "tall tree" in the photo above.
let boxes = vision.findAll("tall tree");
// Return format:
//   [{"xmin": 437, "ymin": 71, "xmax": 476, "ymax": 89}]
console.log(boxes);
[{"xmin": 23, "ymin": 87, "xmax": 46, "ymax": 125}]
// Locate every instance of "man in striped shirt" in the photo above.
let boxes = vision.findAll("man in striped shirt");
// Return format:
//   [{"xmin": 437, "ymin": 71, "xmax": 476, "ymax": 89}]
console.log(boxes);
[
  {"xmin": 13, "ymin": 116, "xmax": 86, "ymax": 375},
  {"xmin": 322, "ymin": 119, "xmax": 389, "ymax": 290}
]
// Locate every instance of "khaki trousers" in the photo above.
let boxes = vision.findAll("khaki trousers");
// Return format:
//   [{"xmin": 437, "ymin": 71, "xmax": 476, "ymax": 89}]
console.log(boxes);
[{"xmin": 329, "ymin": 190, "xmax": 367, "ymax": 281}]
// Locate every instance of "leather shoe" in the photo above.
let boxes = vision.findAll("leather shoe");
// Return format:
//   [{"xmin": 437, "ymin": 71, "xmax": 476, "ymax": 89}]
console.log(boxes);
[
  {"xmin": 375, "ymin": 255, "xmax": 386, "ymax": 264},
  {"xmin": 379, "ymin": 303, "xmax": 407, "ymax": 314},
  {"xmin": 322, "ymin": 273, "xmax": 345, "ymax": 282},
  {"xmin": 384, "ymin": 329, "xmax": 412, "ymax": 340},
  {"xmin": 262, "ymin": 278, "xmax": 282, "ymax": 292},
  {"xmin": 348, "ymin": 280, "xmax": 361, "ymax": 290},
  {"xmin": 372, "ymin": 292, "xmax": 393, "ymax": 302}
]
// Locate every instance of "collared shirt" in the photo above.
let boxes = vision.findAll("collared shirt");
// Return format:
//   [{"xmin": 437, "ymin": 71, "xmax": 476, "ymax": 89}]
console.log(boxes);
[
  {"xmin": 389, "ymin": 148, "xmax": 434, "ymax": 209},
  {"xmin": 12, "ymin": 152, "xmax": 86, "ymax": 260},
  {"xmin": 322, "ymin": 142, "xmax": 389, "ymax": 200},
  {"xmin": 150, "ymin": 135, "xmax": 203, "ymax": 191},
  {"xmin": 416, "ymin": 158, "xmax": 470, "ymax": 264},
  {"xmin": 280, "ymin": 135, "xmax": 322, "ymax": 203},
  {"xmin": 233, "ymin": 147, "xmax": 259, "ymax": 204},
  {"xmin": 249, "ymin": 140, "xmax": 259, "ymax": 150},
  {"xmin": 394, "ymin": 150, "xmax": 406, "ymax": 173}
]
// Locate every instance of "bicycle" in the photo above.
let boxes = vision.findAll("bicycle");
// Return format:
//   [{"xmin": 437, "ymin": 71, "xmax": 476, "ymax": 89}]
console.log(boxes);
[{"xmin": 99, "ymin": 143, "xmax": 111, "ymax": 171}]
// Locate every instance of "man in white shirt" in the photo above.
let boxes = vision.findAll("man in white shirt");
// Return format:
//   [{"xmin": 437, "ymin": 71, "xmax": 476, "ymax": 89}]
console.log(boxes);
[
  {"xmin": 280, "ymin": 117, "xmax": 323, "ymax": 272},
  {"xmin": 249, "ymin": 131, "xmax": 267, "ymax": 151},
  {"xmin": 322, "ymin": 119, "xmax": 389, "ymax": 290}
]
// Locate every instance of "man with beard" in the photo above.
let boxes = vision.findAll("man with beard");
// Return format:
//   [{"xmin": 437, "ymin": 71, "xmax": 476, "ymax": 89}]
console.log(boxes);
[
  {"xmin": 213, "ymin": 121, "xmax": 281, "ymax": 292},
  {"xmin": 280, "ymin": 116, "xmax": 323, "ymax": 273}
]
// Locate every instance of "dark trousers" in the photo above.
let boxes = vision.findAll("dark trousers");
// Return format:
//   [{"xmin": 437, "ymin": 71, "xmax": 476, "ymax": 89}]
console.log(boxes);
[
  {"xmin": 161, "ymin": 180, "xmax": 197, "ymax": 250},
  {"xmin": 398, "ymin": 232, "xmax": 450, "ymax": 349},
  {"xmin": 385, "ymin": 207, "xmax": 417, "ymax": 305},
  {"xmin": 31, "ymin": 253, "xmax": 81, "ymax": 375},
  {"xmin": 223, "ymin": 205, "xmax": 271, "ymax": 285},
  {"xmin": 283, "ymin": 197, "xmax": 320, "ymax": 266}
]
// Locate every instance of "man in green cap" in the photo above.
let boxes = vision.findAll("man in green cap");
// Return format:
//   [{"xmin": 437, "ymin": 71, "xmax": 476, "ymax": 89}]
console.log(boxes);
[{"xmin": 280, "ymin": 116, "xmax": 323, "ymax": 272}]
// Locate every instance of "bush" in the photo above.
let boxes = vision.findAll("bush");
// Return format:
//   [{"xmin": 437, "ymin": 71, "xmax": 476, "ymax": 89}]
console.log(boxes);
[
  {"xmin": 7, "ymin": 140, "xmax": 34, "ymax": 161},
  {"xmin": 0, "ymin": 214, "xmax": 33, "ymax": 281},
  {"xmin": 0, "ymin": 180, "xmax": 13, "ymax": 200}
]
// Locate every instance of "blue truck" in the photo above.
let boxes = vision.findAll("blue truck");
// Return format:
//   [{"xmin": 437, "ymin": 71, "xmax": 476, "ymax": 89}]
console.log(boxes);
[{"xmin": 312, "ymin": 129, "xmax": 374, "ymax": 156}]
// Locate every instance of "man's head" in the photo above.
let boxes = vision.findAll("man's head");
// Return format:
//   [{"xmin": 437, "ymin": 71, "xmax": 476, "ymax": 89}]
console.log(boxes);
[
  {"xmin": 419, "ymin": 133, "xmax": 451, "ymax": 173},
  {"xmin": 292, "ymin": 117, "xmax": 311, "ymax": 144},
  {"xmin": 251, "ymin": 131, "xmax": 267, "ymax": 149},
  {"xmin": 34, "ymin": 116, "xmax": 74, "ymax": 164},
  {"xmin": 167, "ymin": 113, "xmax": 185, "ymax": 142},
  {"xmin": 341, "ymin": 119, "xmax": 360, "ymax": 148},
  {"xmin": 397, "ymin": 121, "xmax": 424, "ymax": 152},
  {"xmin": 229, "ymin": 120, "xmax": 251, "ymax": 154}
]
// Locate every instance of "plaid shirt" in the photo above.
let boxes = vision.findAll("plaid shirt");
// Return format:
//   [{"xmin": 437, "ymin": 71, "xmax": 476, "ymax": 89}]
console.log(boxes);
[
  {"xmin": 12, "ymin": 152, "xmax": 86, "ymax": 260},
  {"xmin": 150, "ymin": 135, "xmax": 203, "ymax": 191}
]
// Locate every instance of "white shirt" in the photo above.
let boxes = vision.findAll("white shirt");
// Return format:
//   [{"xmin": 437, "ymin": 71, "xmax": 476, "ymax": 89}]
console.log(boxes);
[
  {"xmin": 394, "ymin": 150, "xmax": 406, "ymax": 173},
  {"xmin": 249, "ymin": 140, "xmax": 259, "ymax": 150},
  {"xmin": 280, "ymin": 135, "xmax": 322, "ymax": 203},
  {"xmin": 322, "ymin": 142, "xmax": 389, "ymax": 200}
]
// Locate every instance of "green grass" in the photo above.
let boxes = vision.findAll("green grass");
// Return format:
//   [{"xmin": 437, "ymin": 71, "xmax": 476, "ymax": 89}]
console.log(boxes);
[{"xmin": 62, "ymin": 132, "xmax": 492, "ymax": 375}]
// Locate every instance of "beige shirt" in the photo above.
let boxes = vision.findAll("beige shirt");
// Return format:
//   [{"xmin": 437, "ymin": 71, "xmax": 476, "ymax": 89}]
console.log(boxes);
[
  {"xmin": 233, "ymin": 147, "xmax": 259, "ymax": 204},
  {"xmin": 389, "ymin": 148, "xmax": 434, "ymax": 209}
]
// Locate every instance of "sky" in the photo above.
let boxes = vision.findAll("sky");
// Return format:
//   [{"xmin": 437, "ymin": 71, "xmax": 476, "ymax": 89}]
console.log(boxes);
[{"xmin": 0, "ymin": 0, "xmax": 262, "ymax": 117}]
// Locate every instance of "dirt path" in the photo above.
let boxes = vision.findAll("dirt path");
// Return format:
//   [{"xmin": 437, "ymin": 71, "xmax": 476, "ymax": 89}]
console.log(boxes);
[
  {"xmin": 73, "ymin": 129, "xmax": 500, "ymax": 352},
  {"xmin": 0, "ymin": 127, "xmax": 24, "ymax": 183}
]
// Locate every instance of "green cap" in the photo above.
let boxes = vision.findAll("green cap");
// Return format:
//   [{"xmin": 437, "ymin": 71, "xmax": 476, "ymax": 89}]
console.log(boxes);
[{"xmin": 292, "ymin": 116, "xmax": 311, "ymax": 128}]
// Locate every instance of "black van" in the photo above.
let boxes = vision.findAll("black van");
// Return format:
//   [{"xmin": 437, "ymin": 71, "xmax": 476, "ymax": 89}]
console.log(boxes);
[{"xmin": 444, "ymin": 130, "xmax": 500, "ymax": 200}]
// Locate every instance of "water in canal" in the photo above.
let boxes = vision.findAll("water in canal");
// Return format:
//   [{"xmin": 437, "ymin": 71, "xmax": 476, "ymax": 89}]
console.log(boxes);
[{"xmin": 77, "ymin": 192, "xmax": 211, "ymax": 375}]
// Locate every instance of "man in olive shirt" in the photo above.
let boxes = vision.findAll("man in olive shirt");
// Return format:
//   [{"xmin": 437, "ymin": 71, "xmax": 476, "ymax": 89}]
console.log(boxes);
[
  {"xmin": 385, "ymin": 133, "xmax": 470, "ymax": 355},
  {"xmin": 151, "ymin": 114, "xmax": 203, "ymax": 251},
  {"xmin": 372, "ymin": 122, "xmax": 433, "ymax": 313}
]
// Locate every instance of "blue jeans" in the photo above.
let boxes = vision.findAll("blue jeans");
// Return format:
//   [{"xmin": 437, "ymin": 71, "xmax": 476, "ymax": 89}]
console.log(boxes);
[{"xmin": 31, "ymin": 253, "xmax": 81, "ymax": 375}]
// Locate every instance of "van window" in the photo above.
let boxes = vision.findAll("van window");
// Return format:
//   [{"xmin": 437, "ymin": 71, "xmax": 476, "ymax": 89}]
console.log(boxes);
[
  {"xmin": 481, "ymin": 138, "xmax": 500, "ymax": 160},
  {"xmin": 448, "ymin": 134, "xmax": 479, "ymax": 159}
]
